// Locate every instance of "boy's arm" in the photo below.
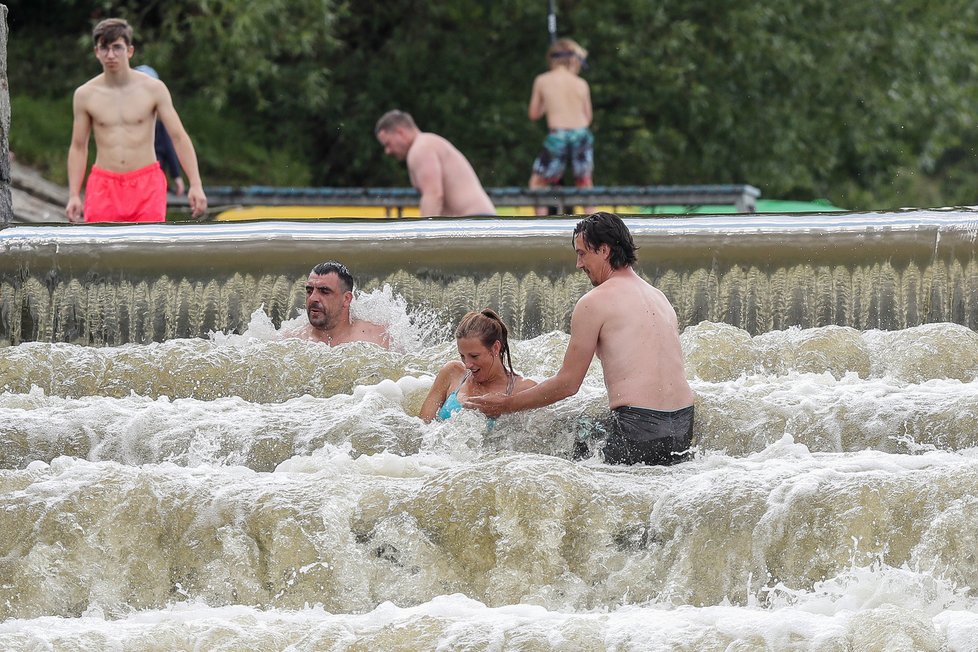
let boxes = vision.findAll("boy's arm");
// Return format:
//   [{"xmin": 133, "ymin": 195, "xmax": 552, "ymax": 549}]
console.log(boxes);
[
  {"xmin": 582, "ymin": 81, "xmax": 593, "ymax": 125},
  {"xmin": 155, "ymin": 83, "xmax": 207, "ymax": 218},
  {"xmin": 65, "ymin": 89, "xmax": 92, "ymax": 222},
  {"xmin": 528, "ymin": 76, "xmax": 545, "ymax": 121}
]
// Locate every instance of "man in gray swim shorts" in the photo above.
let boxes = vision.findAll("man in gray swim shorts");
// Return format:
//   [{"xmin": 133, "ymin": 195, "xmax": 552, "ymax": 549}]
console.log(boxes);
[{"xmin": 602, "ymin": 405, "xmax": 694, "ymax": 466}]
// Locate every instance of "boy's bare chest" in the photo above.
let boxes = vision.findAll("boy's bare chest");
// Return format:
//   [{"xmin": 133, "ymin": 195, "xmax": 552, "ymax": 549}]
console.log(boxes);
[{"xmin": 88, "ymin": 90, "xmax": 155, "ymax": 129}]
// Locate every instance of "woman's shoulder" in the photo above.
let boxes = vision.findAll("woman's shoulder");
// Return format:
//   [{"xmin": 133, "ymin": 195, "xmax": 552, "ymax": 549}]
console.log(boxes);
[
  {"xmin": 513, "ymin": 374, "xmax": 537, "ymax": 391},
  {"xmin": 436, "ymin": 360, "xmax": 467, "ymax": 381}
]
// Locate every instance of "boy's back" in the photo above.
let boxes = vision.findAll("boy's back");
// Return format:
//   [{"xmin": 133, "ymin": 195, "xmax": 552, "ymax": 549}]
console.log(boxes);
[{"xmin": 529, "ymin": 66, "xmax": 591, "ymax": 130}]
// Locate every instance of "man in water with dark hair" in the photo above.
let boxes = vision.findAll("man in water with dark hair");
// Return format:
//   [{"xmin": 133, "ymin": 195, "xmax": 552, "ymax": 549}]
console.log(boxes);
[
  {"xmin": 466, "ymin": 212, "xmax": 695, "ymax": 466},
  {"xmin": 289, "ymin": 261, "xmax": 391, "ymax": 348}
]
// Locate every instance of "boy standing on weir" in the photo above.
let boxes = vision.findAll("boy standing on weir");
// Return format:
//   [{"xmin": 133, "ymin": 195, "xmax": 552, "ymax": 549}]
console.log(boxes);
[
  {"xmin": 527, "ymin": 37, "xmax": 594, "ymax": 216},
  {"xmin": 65, "ymin": 18, "xmax": 207, "ymax": 223}
]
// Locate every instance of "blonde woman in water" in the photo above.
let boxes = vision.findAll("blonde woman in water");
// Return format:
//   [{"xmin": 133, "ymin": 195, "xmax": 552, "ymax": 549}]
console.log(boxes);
[{"xmin": 420, "ymin": 309, "xmax": 536, "ymax": 424}]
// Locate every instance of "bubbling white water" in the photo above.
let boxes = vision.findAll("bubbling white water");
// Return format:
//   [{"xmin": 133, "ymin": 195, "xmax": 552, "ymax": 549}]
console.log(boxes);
[{"xmin": 2, "ymin": 317, "xmax": 978, "ymax": 649}]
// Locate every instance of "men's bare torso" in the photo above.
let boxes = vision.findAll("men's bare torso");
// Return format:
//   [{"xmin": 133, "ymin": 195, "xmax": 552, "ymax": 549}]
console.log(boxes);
[
  {"xmin": 80, "ymin": 73, "xmax": 160, "ymax": 172},
  {"xmin": 408, "ymin": 133, "xmax": 494, "ymax": 216},
  {"xmin": 534, "ymin": 68, "xmax": 591, "ymax": 130},
  {"xmin": 589, "ymin": 272, "xmax": 694, "ymax": 411}
]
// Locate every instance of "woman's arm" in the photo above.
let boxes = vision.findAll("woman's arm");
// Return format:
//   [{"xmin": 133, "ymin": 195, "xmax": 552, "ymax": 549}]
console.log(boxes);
[{"xmin": 419, "ymin": 361, "xmax": 465, "ymax": 423}]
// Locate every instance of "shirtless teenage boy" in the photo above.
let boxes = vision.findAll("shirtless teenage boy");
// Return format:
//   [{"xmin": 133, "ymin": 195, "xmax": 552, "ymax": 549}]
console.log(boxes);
[
  {"xmin": 528, "ymin": 38, "xmax": 594, "ymax": 215},
  {"xmin": 375, "ymin": 110, "xmax": 495, "ymax": 217},
  {"xmin": 66, "ymin": 18, "xmax": 206, "ymax": 222}
]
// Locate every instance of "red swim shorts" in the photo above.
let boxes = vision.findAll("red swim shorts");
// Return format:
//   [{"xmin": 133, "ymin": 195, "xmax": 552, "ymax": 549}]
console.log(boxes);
[{"xmin": 83, "ymin": 162, "xmax": 168, "ymax": 223}]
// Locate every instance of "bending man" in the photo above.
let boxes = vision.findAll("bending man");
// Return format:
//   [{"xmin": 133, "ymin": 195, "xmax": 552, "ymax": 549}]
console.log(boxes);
[
  {"xmin": 375, "ymin": 110, "xmax": 495, "ymax": 217},
  {"xmin": 465, "ymin": 212, "xmax": 695, "ymax": 465}
]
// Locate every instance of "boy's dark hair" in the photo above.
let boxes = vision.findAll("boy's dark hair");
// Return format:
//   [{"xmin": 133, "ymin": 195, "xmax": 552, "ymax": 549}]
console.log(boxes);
[
  {"xmin": 311, "ymin": 261, "xmax": 355, "ymax": 292},
  {"xmin": 572, "ymin": 212, "xmax": 638, "ymax": 269},
  {"xmin": 93, "ymin": 18, "xmax": 134, "ymax": 48}
]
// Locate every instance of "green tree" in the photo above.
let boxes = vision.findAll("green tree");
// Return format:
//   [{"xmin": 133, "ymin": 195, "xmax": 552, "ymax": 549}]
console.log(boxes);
[{"xmin": 6, "ymin": 0, "xmax": 978, "ymax": 210}]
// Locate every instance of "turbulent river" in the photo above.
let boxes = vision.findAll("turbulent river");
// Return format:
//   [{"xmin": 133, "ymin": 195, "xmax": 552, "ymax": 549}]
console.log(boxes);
[{"xmin": 2, "ymin": 213, "xmax": 978, "ymax": 650}]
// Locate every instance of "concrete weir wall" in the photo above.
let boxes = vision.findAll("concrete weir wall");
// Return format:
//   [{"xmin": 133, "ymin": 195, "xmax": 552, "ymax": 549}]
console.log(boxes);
[{"xmin": 0, "ymin": 5, "xmax": 10, "ymax": 226}]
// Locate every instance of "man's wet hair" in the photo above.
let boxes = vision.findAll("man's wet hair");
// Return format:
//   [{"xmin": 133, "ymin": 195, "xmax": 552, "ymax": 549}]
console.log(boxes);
[
  {"xmin": 375, "ymin": 110, "xmax": 417, "ymax": 134},
  {"xmin": 573, "ymin": 212, "xmax": 638, "ymax": 269},
  {"xmin": 93, "ymin": 18, "xmax": 134, "ymax": 48},
  {"xmin": 311, "ymin": 261, "xmax": 354, "ymax": 292}
]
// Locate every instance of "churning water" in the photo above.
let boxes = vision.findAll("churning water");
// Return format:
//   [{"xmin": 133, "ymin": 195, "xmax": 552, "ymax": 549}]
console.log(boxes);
[{"xmin": 2, "ymin": 213, "xmax": 978, "ymax": 650}]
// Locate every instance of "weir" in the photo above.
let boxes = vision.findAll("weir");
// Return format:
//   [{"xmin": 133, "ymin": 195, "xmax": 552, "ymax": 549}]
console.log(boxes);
[
  {"xmin": 4, "ymin": 210, "xmax": 978, "ymax": 648},
  {"xmin": 2, "ymin": 210, "xmax": 978, "ymax": 345}
]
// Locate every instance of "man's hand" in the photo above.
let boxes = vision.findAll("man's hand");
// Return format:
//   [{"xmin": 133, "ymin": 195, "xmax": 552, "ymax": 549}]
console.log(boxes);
[
  {"xmin": 463, "ymin": 393, "xmax": 509, "ymax": 419},
  {"xmin": 65, "ymin": 196, "xmax": 84, "ymax": 223},
  {"xmin": 174, "ymin": 177, "xmax": 186, "ymax": 197},
  {"xmin": 187, "ymin": 186, "xmax": 207, "ymax": 219}
]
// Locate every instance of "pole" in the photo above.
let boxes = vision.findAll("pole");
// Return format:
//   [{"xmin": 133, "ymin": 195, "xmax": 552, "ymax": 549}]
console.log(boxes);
[
  {"xmin": 547, "ymin": 0, "xmax": 557, "ymax": 43},
  {"xmin": 0, "ymin": 4, "xmax": 12, "ymax": 228}
]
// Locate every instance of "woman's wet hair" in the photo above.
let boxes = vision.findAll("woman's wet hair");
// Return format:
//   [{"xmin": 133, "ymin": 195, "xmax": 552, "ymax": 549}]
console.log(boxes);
[
  {"xmin": 455, "ymin": 308, "xmax": 515, "ymax": 377},
  {"xmin": 572, "ymin": 211, "xmax": 638, "ymax": 268}
]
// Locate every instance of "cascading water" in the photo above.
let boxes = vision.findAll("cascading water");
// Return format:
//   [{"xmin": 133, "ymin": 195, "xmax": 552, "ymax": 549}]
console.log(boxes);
[{"xmin": 1, "ymin": 211, "xmax": 978, "ymax": 650}]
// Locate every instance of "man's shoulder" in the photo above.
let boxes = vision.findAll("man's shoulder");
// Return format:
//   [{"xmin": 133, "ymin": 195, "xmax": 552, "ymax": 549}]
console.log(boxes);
[
  {"xmin": 573, "ymin": 285, "xmax": 610, "ymax": 315},
  {"xmin": 415, "ymin": 132, "xmax": 448, "ymax": 148},
  {"xmin": 537, "ymin": 69, "xmax": 568, "ymax": 86},
  {"xmin": 578, "ymin": 274, "xmax": 649, "ymax": 306},
  {"xmin": 131, "ymin": 74, "xmax": 168, "ymax": 101},
  {"xmin": 353, "ymin": 319, "xmax": 391, "ymax": 346},
  {"xmin": 283, "ymin": 323, "xmax": 324, "ymax": 343},
  {"xmin": 408, "ymin": 132, "xmax": 453, "ymax": 164},
  {"xmin": 407, "ymin": 133, "xmax": 436, "ymax": 157}
]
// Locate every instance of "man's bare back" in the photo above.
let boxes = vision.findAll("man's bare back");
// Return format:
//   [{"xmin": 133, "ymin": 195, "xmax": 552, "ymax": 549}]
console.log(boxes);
[
  {"xmin": 580, "ymin": 270, "xmax": 694, "ymax": 411},
  {"xmin": 406, "ymin": 133, "xmax": 495, "ymax": 216},
  {"xmin": 375, "ymin": 110, "xmax": 494, "ymax": 217}
]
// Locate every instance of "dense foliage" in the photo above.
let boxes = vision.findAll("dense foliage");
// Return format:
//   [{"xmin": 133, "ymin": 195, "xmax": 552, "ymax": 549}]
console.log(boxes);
[{"xmin": 7, "ymin": 0, "xmax": 978, "ymax": 209}]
